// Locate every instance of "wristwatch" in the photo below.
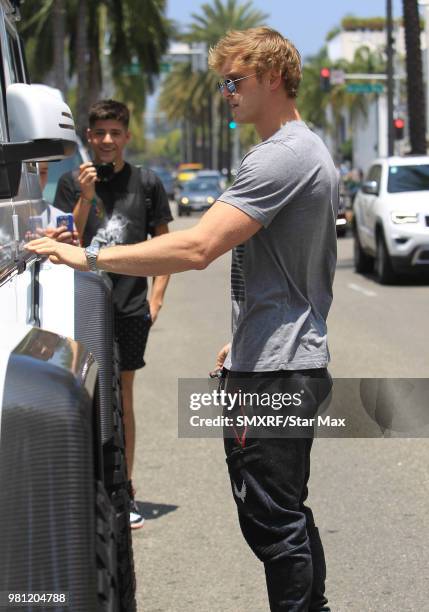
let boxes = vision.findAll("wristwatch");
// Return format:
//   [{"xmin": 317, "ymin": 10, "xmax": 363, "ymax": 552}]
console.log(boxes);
[
  {"xmin": 84, "ymin": 242, "xmax": 101, "ymax": 271},
  {"xmin": 84, "ymin": 235, "xmax": 107, "ymax": 272}
]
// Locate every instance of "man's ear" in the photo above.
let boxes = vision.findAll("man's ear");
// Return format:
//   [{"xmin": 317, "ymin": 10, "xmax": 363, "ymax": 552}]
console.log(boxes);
[{"xmin": 269, "ymin": 70, "xmax": 283, "ymax": 91}]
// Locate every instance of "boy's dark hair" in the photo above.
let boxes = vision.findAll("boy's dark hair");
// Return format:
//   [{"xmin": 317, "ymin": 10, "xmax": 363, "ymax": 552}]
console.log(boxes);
[{"xmin": 88, "ymin": 99, "xmax": 130, "ymax": 128}]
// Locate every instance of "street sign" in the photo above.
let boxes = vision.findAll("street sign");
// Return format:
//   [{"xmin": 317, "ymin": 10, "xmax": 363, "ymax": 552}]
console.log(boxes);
[
  {"xmin": 160, "ymin": 62, "xmax": 171, "ymax": 73},
  {"xmin": 122, "ymin": 63, "xmax": 140, "ymax": 76},
  {"xmin": 346, "ymin": 83, "xmax": 384, "ymax": 94},
  {"xmin": 331, "ymin": 69, "xmax": 345, "ymax": 85}
]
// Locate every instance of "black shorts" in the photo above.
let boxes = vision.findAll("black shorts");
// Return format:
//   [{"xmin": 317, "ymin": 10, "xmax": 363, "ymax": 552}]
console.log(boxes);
[{"xmin": 114, "ymin": 313, "xmax": 152, "ymax": 372}]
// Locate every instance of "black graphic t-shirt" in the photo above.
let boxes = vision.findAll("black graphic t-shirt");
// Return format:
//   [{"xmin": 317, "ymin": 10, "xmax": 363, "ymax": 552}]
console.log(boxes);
[{"xmin": 54, "ymin": 163, "xmax": 173, "ymax": 317}]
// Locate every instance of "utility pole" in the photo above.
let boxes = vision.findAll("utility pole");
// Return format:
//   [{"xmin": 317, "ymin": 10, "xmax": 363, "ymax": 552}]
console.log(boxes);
[
  {"xmin": 419, "ymin": 0, "xmax": 429, "ymax": 139},
  {"xmin": 387, "ymin": 0, "xmax": 395, "ymax": 156}
]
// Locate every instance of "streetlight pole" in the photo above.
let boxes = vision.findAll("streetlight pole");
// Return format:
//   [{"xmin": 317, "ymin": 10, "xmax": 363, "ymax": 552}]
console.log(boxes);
[
  {"xmin": 418, "ymin": 0, "xmax": 429, "ymax": 139},
  {"xmin": 387, "ymin": 0, "xmax": 395, "ymax": 156}
]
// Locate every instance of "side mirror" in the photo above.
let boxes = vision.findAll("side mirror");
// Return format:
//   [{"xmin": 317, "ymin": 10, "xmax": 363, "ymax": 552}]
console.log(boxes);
[
  {"xmin": 362, "ymin": 180, "xmax": 379, "ymax": 196},
  {"xmin": 0, "ymin": 84, "xmax": 78, "ymax": 198}
]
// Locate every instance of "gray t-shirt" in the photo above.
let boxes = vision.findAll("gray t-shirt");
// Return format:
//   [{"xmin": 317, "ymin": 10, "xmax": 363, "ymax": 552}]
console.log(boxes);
[{"xmin": 220, "ymin": 120, "xmax": 339, "ymax": 372}]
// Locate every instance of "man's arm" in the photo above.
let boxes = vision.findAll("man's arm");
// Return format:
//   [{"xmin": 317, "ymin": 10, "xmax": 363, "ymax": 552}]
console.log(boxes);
[
  {"xmin": 148, "ymin": 224, "xmax": 170, "ymax": 324},
  {"xmin": 99, "ymin": 201, "xmax": 261, "ymax": 274},
  {"xmin": 73, "ymin": 196, "xmax": 94, "ymax": 240},
  {"xmin": 25, "ymin": 201, "xmax": 262, "ymax": 274}
]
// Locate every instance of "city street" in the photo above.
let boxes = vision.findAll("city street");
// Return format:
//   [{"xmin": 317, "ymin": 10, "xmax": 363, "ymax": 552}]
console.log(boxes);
[{"xmin": 132, "ymin": 214, "xmax": 429, "ymax": 612}]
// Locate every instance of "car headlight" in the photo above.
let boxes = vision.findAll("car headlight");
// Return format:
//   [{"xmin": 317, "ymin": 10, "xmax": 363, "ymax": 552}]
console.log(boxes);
[
  {"xmin": 391, "ymin": 211, "xmax": 418, "ymax": 224},
  {"xmin": 207, "ymin": 196, "xmax": 215, "ymax": 204},
  {"xmin": 181, "ymin": 197, "xmax": 189, "ymax": 205}
]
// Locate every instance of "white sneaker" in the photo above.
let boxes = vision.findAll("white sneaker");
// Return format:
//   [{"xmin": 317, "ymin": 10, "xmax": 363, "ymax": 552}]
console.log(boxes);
[{"xmin": 130, "ymin": 498, "xmax": 145, "ymax": 529}]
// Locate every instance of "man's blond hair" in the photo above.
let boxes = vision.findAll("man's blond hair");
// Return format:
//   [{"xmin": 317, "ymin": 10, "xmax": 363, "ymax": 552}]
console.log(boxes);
[{"xmin": 208, "ymin": 27, "xmax": 302, "ymax": 99}]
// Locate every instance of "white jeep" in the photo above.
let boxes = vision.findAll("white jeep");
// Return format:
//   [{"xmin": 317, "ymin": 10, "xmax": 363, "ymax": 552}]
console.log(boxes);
[
  {"xmin": 0, "ymin": 2, "xmax": 136, "ymax": 609},
  {"xmin": 353, "ymin": 156, "xmax": 429, "ymax": 283}
]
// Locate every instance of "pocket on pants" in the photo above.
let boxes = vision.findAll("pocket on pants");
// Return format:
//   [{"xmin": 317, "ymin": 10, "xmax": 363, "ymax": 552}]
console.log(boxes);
[{"xmin": 224, "ymin": 440, "xmax": 274, "ymax": 514}]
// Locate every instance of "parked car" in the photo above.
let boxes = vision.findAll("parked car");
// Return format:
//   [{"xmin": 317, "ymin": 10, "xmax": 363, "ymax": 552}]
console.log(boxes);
[
  {"xmin": 336, "ymin": 194, "xmax": 348, "ymax": 237},
  {"xmin": 353, "ymin": 156, "xmax": 429, "ymax": 283},
  {"xmin": 177, "ymin": 178, "xmax": 222, "ymax": 216}
]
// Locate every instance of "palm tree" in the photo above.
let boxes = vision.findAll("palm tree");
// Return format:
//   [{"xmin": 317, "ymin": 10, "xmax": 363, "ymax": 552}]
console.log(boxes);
[
  {"xmin": 159, "ymin": 0, "xmax": 268, "ymax": 167},
  {"xmin": 402, "ymin": 0, "xmax": 426, "ymax": 153},
  {"xmin": 19, "ymin": 0, "xmax": 57, "ymax": 84},
  {"xmin": 299, "ymin": 45, "xmax": 386, "ymax": 161},
  {"xmin": 52, "ymin": 0, "xmax": 66, "ymax": 94},
  {"xmin": 19, "ymin": 0, "xmax": 170, "ymax": 138},
  {"xmin": 187, "ymin": 0, "xmax": 268, "ymax": 45},
  {"xmin": 298, "ymin": 48, "xmax": 331, "ymax": 129}
]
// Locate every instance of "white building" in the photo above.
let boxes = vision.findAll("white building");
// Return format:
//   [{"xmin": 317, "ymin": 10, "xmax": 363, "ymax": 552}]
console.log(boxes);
[
  {"xmin": 327, "ymin": 25, "xmax": 411, "ymax": 63},
  {"xmin": 325, "ymin": 19, "xmax": 428, "ymax": 172}
]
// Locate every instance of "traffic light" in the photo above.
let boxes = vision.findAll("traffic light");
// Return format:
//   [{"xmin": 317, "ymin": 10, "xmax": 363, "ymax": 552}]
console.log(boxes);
[
  {"xmin": 229, "ymin": 121, "xmax": 237, "ymax": 129},
  {"xmin": 393, "ymin": 117, "xmax": 405, "ymax": 140},
  {"xmin": 320, "ymin": 67, "xmax": 331, "ymax": 92}
]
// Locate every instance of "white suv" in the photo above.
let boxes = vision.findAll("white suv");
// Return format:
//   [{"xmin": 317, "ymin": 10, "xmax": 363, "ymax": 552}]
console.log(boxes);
[{"xmin": 353, "ymin": 156, "xmax": 429, "ymax": 283}]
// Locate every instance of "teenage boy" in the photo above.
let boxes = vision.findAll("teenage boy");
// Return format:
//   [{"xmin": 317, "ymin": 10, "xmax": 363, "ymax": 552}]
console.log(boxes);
[
  {"xmin": 29, "ymin": 28, "xmax": 338, "ymax": 610},
  {"xmin": 54, "ymin": 100, "xmax": 173, "ymax": 530}
]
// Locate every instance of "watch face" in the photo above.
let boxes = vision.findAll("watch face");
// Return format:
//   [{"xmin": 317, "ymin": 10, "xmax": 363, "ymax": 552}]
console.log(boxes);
[
  {"xmin": 85, "ymin": 246, "xmax": 99, "ymax": 271},
  {"xmin": 87, "ymin": 245, "xmax": 100, "ymax": 256}
]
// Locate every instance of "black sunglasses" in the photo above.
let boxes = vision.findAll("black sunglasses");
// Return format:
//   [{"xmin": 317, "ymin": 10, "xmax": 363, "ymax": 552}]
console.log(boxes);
[{"xmin": 217, "ymin": 73, "xmax": 257, "ymax": 94}]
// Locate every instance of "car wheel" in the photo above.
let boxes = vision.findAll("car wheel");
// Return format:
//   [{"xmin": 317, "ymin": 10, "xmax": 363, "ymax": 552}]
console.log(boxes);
[
  {"xmin": 354, "ymin": 228, "xmax": 374, "ymax": 274},
  {"xmin": 375, "ymin": 233, "xmax": 396, "ymax": 284},
  {"xmin": 178, "ymin": 207, "xmax": 183, "ymax": 217}
]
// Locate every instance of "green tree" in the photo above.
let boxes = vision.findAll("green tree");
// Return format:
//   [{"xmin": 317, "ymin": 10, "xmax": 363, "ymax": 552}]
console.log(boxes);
[
  {"xmin": 159, "ymin": 0, "xmax": 268, "ymax": 166},
  {"xmin": 298, "ymin": 47, "xmax": 331, "ymax": 129},
  {"xmin": 187, "ymin": 0, "xmax": 267, "ymax": 45},
  {"xmin": 299, "ymin": 45, "xmax": 386, "ymax": 160},
  {"xmin": 19, "ymin": 0, "xmax": 170, "ymax": 140}
]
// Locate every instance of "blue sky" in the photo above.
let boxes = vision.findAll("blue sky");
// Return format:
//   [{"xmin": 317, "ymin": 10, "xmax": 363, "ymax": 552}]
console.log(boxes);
[{"xmin": 166, "ymin": 0, "xmax": 404, "ymax": 59}]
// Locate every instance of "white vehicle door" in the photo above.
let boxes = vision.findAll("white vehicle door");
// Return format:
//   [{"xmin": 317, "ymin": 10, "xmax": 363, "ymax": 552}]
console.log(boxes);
[{"xmin": 360, "ymin": 164, "xmax": 382, "ymax": 251}]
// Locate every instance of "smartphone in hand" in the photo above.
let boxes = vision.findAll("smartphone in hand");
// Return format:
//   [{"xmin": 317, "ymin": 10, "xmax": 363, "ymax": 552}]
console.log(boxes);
[{"xmin": 56, "ymin": 213, "xmax": 74, "ymax": 232}]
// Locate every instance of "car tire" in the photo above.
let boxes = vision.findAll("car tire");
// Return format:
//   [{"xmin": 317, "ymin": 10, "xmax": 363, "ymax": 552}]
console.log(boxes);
[
  {"xmin": 106, "ymin": 342, "xmax": 137, "ymax": 612},
  {"xmin": 178, "ymin": 208, "xmax": 183, "ymax": 217},
  {"xmin": 353, "ymin": 228, "xmax": 374, "ymax": 274},
  {"xmin": 96, "ymin": 480, "xmax": 120, "ymax": 612},
  {"xmin": 375, "ymin": 233, "xmax": 396, "ymax": 284}
]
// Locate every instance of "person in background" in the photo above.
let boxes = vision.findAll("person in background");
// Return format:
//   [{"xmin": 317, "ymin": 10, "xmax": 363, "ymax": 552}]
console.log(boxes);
[{"xmin": 53, "ymin": 100, "xmax": 173, "ymax": 530}]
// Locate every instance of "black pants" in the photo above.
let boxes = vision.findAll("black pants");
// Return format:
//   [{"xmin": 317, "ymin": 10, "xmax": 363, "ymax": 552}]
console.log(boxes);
[{"xmin": 223, "ymin": 369, "xmax": 331, "ymax": 612}]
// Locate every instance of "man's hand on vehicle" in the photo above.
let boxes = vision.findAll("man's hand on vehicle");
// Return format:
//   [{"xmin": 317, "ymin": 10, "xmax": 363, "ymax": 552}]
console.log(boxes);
[
  {"xmin": 26, "ymin": 237, "xmax": 88, "ymax": 270},
  {"xmin": 79, "ymin": 161, "xmax": 98, "ymax": 201}
]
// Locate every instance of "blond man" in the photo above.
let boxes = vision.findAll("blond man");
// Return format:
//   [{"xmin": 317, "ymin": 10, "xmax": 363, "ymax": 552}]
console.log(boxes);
[{"xmin": 28, "ymin": 28, "xmax": 338, "ymax": 611}]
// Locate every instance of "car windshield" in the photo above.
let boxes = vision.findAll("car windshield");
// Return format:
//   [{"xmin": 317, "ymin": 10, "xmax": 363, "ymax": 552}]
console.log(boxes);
[
  {"xmin": 185, "ymin": 179, "xmax": 220, "ymax": 192},
  {"xmin": 387, "ymin": 164, "xmax": 429, "ymax": 193}
]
